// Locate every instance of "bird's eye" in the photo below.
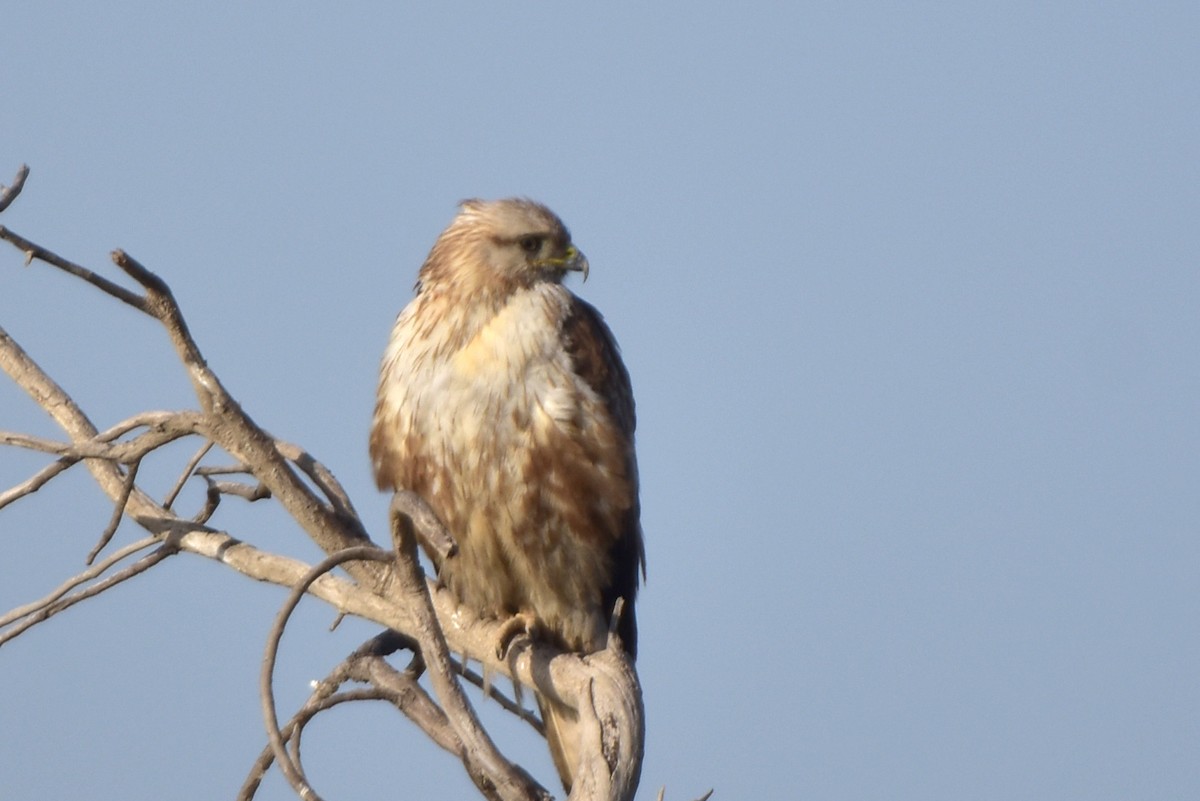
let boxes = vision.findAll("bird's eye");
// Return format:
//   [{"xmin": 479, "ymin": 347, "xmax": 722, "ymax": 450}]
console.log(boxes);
[{"xmin": 518, "ymin": 235, "xmax": 542, "ymax": 254}]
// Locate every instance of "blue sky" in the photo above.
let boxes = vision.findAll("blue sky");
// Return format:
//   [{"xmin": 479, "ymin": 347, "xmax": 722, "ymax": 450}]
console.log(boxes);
[{"xmin": 2, "ymin": 3, "xmax": 1197, "ymax": 799}]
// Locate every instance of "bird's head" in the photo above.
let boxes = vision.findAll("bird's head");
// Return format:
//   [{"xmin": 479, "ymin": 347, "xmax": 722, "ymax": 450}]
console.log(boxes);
[{"xmin": 418, "ymin": 198, "xmax": 589, "ymax": 299}]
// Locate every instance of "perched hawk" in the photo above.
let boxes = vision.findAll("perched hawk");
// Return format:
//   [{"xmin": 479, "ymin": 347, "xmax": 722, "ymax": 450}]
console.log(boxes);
[{"xmin": 370, "ymin": 198, "xmax": 644, "ymax": 791}]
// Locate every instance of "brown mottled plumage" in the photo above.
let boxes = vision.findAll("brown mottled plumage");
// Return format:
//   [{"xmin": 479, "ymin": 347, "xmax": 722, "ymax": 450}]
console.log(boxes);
[{"xmin": 370, "ymin": 198, "xmax": 643, "ymax": 791}]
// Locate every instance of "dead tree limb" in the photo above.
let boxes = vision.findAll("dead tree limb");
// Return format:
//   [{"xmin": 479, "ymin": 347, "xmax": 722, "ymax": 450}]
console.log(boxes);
[
  {"xmin": 389, "ymin": 498, "xmax": 550, "ymax": 801},
  {"xmin": 260, "ymin": 546, "xmax": 399, "ymax": 801},
  {"xmin": 0, "ymin": 164, "xmax": 650, "ymax": 801}
]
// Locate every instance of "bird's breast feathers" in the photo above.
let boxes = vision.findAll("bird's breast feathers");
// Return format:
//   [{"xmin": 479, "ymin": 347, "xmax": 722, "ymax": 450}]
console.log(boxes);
[
  {"xmin": 371, "ymin": 282, "xmax": 626, "ymax": 510},
  {"xmin": 377, "ymin": 283, "xmax": 588, "ymax": 440}
]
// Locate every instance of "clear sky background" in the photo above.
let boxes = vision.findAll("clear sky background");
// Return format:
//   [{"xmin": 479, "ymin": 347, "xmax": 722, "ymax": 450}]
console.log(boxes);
[{"xmin": 1, "ymin": 4, "xmax": 1197, "ymax": 799}]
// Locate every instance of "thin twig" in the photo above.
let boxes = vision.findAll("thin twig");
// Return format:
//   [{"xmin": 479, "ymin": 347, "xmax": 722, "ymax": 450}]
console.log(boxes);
[
  {"xmin": 163, "ymin": 440, "xmax": 213, "ymax": 510},
  {"xmin": 194, "ymin": 464, "xmax": 252, "ymax": 477},
  {"xmin": 0, "ymin": 416, "xmax": 204, "ymax": 463},
  {"xmin": 0, "ymin": 431, "xmax": 96, "ymax": 455},
  {"xmin": 0, "ymin": 543, "xmax": 175, "ymax": 646},
  {"xmin": 0, "ymin": 535, "xmax": 161, "ymax": 632},
  {"xmin": 0, "ymin": 456, "xmax": 74, "ymax": 510},
  {"xmin": 392, "ymin": 488, "xmax": 457, "ymax": 563},
  {"xmin": 261, "ymin": 546, "xmax": 394, "ymax": 801},
  {"xmin": 350, "ymin": 653, "xmax": 463, "ymax": 752},
  {"xmin": 241, "ymin": 628, "xmax": 430, "ymax": 800},
  {"xmin": 275, "ymin": 440, "xmax": 362, "ymax": 522},
  {"xmin": 0, "ymin": 227, "xmax": 149, "ymax": 311},
  {"xmin": 239, "ymin": 688, "xmax": 410, "ymax": 801},
  {"xmin": 288, "ymin": 711, "xmax": 308, "ymax": 791},
  {"xmin": 191, "ymin": 479, "xmax": 221, "ymax": 525},
  {"xmin": 188, "ymin": 476, "xmax": 270, "ymax": 525},
  {"xmin": 0, "ymin": 165, "xmax": 29, "ymax": 213},
  {"xmin": 0, "ymin": 412, "xmax": 191, "ymax": 512},
  {"xmin": 451, "ymin": 658, "xmax": 545, "ymax": 735},
  {"xmin": 607, "ymin": 596, "xmax": 632, "ymax": 654},
  {"xmin": 207, "ymin": 478, "xmax": 270, "ymax": 502},
  {"xmin": 97, "ymin": 411, "xmax": 186, "ymax": 440},
  {"xmin": 111, "ymin": 249, "xmax": 215, "ymax": 400},
  {"xmin": 353, "ymin": 628, "xmax": 423, "ymax": 661},
  {"xmin": 88, "ymin": 458, "xmax": 140, "ymax": 565}
]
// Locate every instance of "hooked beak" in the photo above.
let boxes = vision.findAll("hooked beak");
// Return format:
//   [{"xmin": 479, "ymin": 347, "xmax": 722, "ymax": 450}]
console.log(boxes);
[
  {"xmin": 563, "ymin": 245, "xmax": 589, "ymax": 282},
  {"xmin": 536, "ymin": 244, "xmax": 590, "ymax": 282}
]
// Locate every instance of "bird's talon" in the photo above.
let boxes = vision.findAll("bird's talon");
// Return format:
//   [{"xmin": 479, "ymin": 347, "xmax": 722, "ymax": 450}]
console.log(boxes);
[{"xmin": 495, "ymin": 611, "xmax": 540, "ymax": 659}]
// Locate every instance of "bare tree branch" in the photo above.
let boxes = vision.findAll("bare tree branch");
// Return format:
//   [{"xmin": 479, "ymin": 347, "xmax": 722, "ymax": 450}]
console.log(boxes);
[
  {"xmin": 0, "ymin": 535, "xmax": 160, "ymax": 633},
  {"xmin": 261, "ymin": 546, "xmax": 396, "ymax": 801},
  {"xmin": 2, "ymin": 223, "xmax": 378, "ymax": 577},
  {"xmin": 0, "ymin": 165, "xmax": 29, "ymax": 213},
  {"xmin": 88, "ymin": 458, "xmax": 140, "ymax": 564},
  {"xmin": 205, "ymin": 477, "xmax": 271, "ymax": 502},
  {"xmin": 162, "ymin": 440, "xmax": 213, "ymax": 510},
  {"xmin": 349, "ymin": 653, "xmax": 460, "ymax": 750},
  {"xmin": 240, "ymin": 640, "xmax": 460, "ymax": 801},
  {"xmin": 390, "ymin": 497, "xmax": 551, "ymax": 801},
  {"xmin": 0, "ymin": 454, "xmax": 73, "ymax": 509},
  {"xmin": 452, "ymin": 658, "xmax": 546, "ymax": 734},
  {"xmin": 274, "ymin": 439, "xmax": 361, "ymax": 523},
  {"xmin": 0, "ymin": 227, "xmax": 149, "ymax": 311},
  {"xmin": 239, "ymin": 688, "xmax": 405, "ymax": 801},
  {"xmin": 0, "ymin": 543, "xmax": 176, "ymax": 645},
  {"xmin": 241, "ymin": 628, "xmax": 438, "ymax": 800},
  {"xmin": 0, "ymin": 411, "xmax": 192, "ymax": 511},
  {"xmin": 391, "ymin": 488, "xmax": 457, "ymax": 562},
  {"xmin": 0, "ymin": 421, "xmax": 200, "ymax": 461},
  {"xmin": 1, "ymin": 166, "xmax": 659, "ymax": 801}
]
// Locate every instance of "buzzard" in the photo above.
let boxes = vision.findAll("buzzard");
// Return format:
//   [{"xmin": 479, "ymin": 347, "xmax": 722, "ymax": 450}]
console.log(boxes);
[{"xmin": 370, "ymin": 198, "xmax": 644, "ymax": 790}]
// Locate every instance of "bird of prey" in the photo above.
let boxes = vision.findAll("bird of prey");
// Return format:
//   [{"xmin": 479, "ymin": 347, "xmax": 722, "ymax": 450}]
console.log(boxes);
[{"xmin": 370, "ymin": 198, "xmax": 644, "ymax": 791}]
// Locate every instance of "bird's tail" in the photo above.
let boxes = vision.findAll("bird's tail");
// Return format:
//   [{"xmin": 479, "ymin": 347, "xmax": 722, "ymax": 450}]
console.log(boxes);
[{"xmin": 538, "ymin": 692, "xmax": 581, "ymax": 793}]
